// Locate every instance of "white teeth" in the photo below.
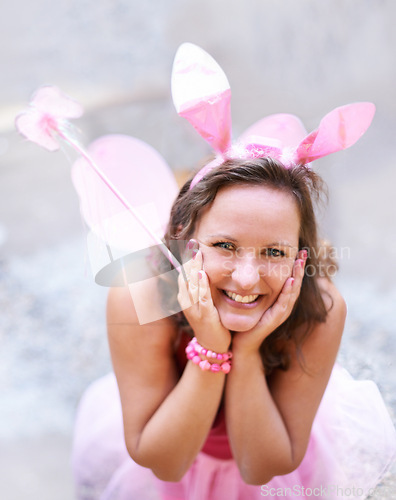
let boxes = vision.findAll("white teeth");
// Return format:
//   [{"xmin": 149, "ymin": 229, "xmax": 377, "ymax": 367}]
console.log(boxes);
[{"xmin": 225, "ymin": 291, "xmax": 259, "ymax": 303}]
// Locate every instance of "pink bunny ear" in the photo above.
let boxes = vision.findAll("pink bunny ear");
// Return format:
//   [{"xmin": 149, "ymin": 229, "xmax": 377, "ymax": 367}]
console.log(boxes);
[
  {"xmin": 293, "ymin": 102, "xmax": 376, "ymax": 164},
  {"xmin": 171, "ymin": 43, "xmax": 232, "ymax": 154},
  {"xmin": 239, "ymin": 113, "xmax": 308, "ymax": 147}
]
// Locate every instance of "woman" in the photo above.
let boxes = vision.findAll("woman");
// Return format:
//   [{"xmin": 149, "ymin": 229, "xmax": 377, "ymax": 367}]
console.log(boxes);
[
  {"xmin": 72, "ymin": 157, "xmax": 395, "ymax": 500},
  {"xmin": 13, "ymin": 43, "xmax": 394, "ymax": 500},
  {"xmin": 70, "ymin": 44, "xmax": 395, "ymax": 500}
]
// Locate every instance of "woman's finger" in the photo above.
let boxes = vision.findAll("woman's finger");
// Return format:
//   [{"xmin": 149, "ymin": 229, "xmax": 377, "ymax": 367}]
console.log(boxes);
[
  {"xmin": 289, "ymin": 250, "xmax": 307, "ymax": 301},
  {"xmin": 188, "ymin": 248, "xmax": 202, "ymax": 305},
  {"xmin": 178, "ymin": 240, "xmax": 202, "ymax": 307},
  {"xmin": 197, "ymin": 269, "xmax": 212, "ymax": 308},
  {"xmin": 257, "ymin": 277, "xmax": 295, "ymax": 334},
  {"xmin": 177, "ymin": 270, "xmax": 194, "ymax": 310},
  {"xmin": 180, "ymin": 239, "xmax": 199, "ymax": 280},
  {"xmin": 275, "ymin": 277, "xmax": 295, "ymax": 316}
]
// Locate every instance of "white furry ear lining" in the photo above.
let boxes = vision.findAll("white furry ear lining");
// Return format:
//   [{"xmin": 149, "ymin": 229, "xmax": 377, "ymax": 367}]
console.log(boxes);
[{"xmin": 172, "ymin": 42, "xmax": 232, "ymax": 154}]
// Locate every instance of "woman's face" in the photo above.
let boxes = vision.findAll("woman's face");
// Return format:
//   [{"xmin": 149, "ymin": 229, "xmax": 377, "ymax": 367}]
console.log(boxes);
[{"xmin": 192, "ymin": 184, "xmax": 300, "ymax": 332}]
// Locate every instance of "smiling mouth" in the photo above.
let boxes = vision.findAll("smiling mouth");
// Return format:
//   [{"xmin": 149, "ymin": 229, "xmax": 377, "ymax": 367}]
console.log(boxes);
[{"xmin": 223, "ymin": 290, "xmax": 260, "ymax": 304}]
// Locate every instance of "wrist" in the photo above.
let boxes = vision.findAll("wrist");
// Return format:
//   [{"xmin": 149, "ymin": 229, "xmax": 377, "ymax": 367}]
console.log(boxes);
[
  {"xmin": 186, "ymin": 337, "xmax": 233, "ymax": 374},
  {"xmin": 192, "ymin": 332, "xmax": 231, "ymax": 354},
  {"xmin": 231, "ymin": 340, "xmax": 263, "ymax": 365}
]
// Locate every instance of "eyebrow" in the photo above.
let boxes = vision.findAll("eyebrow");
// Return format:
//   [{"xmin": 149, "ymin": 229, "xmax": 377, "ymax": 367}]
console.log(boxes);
[
  {"xmin": 206, "ymin": 234, "xmax": 238, "ymax": 242},
  {"xmin": 207, "ymin": 235, "xmax": 295, "ymax": 247},
  {"xmin": 264, "ymin": 242, "xmax": 296, "ymax": 248}
]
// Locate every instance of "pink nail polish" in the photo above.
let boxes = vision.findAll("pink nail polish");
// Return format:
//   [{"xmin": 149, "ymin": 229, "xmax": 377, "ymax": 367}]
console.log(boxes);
[
  {"xmin": 290, "ymin": 278, "xmax": 295, "ymax": 286},
  {"xmin": 192, "ymin": 249, "xmax": 198, "ymax": 260},
  {"xmin": 301, "ymin": 249, "xmax": 308, "ymax": 260},
  {"xmin": 187, "ymin": 239, "xmax": 196, "ymax": 250},
  {"xmin": 198, "ymin": 271, "xmax": 203, "ymax": 280}
]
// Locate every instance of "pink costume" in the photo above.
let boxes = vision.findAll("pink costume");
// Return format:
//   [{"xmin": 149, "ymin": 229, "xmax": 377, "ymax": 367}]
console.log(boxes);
[
  {"xmin": 71, "ymin": 331, "xmax": 396, "ymax": 500},
  {"xmin": 15, "ymin": 44, "xmax": 396, "ymax": 500}
]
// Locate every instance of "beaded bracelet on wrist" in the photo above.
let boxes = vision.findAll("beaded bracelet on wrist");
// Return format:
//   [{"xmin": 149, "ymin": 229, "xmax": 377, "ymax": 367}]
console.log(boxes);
[{"xmin": 185, "ymin": 337, "xmax": 232, "ymax": 374}]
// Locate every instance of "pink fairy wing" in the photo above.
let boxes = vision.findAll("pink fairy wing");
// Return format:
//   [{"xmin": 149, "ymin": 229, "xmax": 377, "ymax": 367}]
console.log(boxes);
[
  {"xmin": 31, "ymin": 86, "xmax": 83, "ymax": 118},
  {"xmin": 15, "ymin": 108, "xmax": 60, "ymax": 151},
  {"xmin": 72, "ymin": 134, "xmax": 178, "ymax": 246},
  {"xmin": 294, "ymin": 102, "xmax": 376, "ymax": 164},
  {"xmin": 71, "ymin": 135, "xmax": 179, "ymax": 285},
  {"xmin": 172, "ymin": 43, "xmax": 232, "ymax": 154}
]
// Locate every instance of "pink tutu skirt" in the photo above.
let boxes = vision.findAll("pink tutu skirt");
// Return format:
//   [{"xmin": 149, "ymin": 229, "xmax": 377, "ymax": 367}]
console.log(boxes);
[{"xmin": 71, "ymin": 363, "xmax": 396, "ymax": 500}]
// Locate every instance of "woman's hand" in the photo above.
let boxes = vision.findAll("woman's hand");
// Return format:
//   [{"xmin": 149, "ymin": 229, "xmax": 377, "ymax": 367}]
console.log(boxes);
[
  {"xmin": 178, "ymin": 241, "xmax": 231, "ymax": 352},
  {"xmin": 232, "ymin": 250, "xmax": 307, "ymax": 355}
]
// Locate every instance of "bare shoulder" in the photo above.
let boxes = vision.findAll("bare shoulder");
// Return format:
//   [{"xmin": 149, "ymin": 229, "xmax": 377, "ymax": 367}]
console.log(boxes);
[
  {"xmin": 107, "ymin": 285, "xmax": 139, "ymax": 324},
  {"xmin": 317, "ymin": 276, "xmax": 347, "ymax": 322},
  {"xmin": 288, "ymin": 277, "xmax": 347, "ymax": 377},
  {"xmin": 106, "ymin": 284, "xmax": 179, "ymax": 396},
  {"xmin": 107, "ymin": 284, "xmax": 178, "ymax": 348}
]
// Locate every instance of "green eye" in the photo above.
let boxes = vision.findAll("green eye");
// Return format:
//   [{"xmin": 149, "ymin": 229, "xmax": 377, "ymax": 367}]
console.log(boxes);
[
  {"xmin": 214, "ymin": 242, "xmax": 235, "ymax": 251},
  {"xmin": 265, "ymin": 248, "xmax": 286, "ymax": 258}
]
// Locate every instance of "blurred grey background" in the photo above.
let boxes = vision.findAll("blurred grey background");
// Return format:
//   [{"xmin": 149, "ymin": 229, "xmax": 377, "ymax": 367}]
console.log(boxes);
[{"xmin": 0, "ymin": 1, "xmax": 395, "ymax": 499}]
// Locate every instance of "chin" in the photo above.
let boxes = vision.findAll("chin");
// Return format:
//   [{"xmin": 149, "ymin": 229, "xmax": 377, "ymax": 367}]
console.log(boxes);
[{"xmin": 220, "ymin": 314, "xmax": 260, "ymax": 333}]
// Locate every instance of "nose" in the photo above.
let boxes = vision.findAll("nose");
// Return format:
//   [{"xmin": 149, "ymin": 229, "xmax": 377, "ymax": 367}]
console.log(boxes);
[{"xmin": 231, "ymin": 257, "xmax": 262, "ymax": 290}]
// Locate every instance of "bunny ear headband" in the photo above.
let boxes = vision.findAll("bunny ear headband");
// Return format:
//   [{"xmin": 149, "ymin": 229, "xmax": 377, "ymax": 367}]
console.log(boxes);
[
  {"xmin": 15, "ymin": 43, "xmax": 375, "ymax": 324},
  {"xmin": 172, "ymin": 43, "xmax": 375, "ymax": 188}
]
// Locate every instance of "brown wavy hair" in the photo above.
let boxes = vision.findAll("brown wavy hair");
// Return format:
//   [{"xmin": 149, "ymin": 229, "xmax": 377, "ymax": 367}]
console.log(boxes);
[{"xmin": 158, "ymin": 157, "xmax": 337, "ymax": 375}]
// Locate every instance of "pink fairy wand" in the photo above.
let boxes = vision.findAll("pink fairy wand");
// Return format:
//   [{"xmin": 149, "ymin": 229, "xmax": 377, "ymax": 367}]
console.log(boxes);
[{"xmin": 15, "ymin": 86, "xmax": 182, "ymax": 279}]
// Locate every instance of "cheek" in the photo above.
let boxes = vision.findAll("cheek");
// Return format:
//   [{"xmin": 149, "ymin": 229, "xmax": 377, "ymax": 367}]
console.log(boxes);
[
  {"xmin": 264, "ymin": 260, "xmax": 294, "ymax": 282},
  {"xmin": 201, "ymin": 249, "xmax": 232, "ymax": 279}
]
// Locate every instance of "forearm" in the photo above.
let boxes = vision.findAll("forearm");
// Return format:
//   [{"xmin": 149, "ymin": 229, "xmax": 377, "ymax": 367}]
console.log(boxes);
[
  {"xmin": 225, "ymin": 349, "xmax": 293, "ymax": 485},
  {"xmin": 132, "ymin": 361, "xmax": 226, "ymax": 481}
]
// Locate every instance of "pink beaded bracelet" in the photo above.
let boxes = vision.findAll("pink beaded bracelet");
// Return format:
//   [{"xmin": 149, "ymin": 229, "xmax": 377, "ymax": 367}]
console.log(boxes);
[
  {"xmin": 185, "ymin": 338, "xmax": 232, "ymax": 374},
  {"xmin": 190, "ymin": 337, "xmax": 232, "ymax": 361}
]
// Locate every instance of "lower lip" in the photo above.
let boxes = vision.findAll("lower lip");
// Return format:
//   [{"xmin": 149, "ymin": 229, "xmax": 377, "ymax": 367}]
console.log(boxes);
[{"xmin": 221, "ymin": 290, "xmax": 262, "ymax": 309}]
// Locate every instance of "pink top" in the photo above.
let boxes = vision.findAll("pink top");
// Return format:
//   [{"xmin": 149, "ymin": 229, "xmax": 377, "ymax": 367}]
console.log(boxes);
[{"xmin": 175, "ymin": 331, "xmax": 233, "ymax": 460}]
